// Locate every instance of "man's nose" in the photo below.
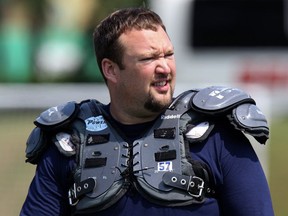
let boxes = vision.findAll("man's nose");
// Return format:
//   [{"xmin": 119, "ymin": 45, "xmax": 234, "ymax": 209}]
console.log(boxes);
[{"xmin": 156, "ymin": 58, "xmax": 171, "ymax": 74}]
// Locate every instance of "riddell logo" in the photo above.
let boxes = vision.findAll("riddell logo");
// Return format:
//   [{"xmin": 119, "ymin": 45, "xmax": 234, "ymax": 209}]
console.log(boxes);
[{"xmin": 161, "ymin": 114, "xmax": 181, "ymax": 119}]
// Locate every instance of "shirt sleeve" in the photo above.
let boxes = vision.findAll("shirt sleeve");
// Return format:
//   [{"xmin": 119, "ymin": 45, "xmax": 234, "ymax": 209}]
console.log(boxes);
[
  {"xmin": 199, "ymin": 123, "xmax": 274, "ymax": 216},
  {"xmin": 20, "ymin": 144, "xmax": 75, "ymax": 216}
]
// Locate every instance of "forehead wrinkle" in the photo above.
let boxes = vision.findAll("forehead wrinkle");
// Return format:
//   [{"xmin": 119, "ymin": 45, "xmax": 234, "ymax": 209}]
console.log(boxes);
[{"xmin": 119, "ymin": 28, "xmax": 173, "ymax": 58}]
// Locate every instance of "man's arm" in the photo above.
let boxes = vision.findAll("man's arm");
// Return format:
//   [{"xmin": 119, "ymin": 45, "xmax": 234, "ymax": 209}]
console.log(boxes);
[
  {"xmin": 217, "ymin": 125, "xmax": 274, "ymax": 216},
  {"xmin": 20, "ymin": 144, "xmax": 75, "ymax": 216}
]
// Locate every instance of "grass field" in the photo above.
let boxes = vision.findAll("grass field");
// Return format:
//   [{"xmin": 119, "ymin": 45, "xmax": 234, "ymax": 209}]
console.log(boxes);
[{"xmin": 0, "ymin": 110, "xmax": 287, "ymax": 215}]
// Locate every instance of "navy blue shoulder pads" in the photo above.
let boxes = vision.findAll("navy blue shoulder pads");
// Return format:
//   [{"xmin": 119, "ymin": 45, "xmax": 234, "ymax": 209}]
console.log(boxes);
[{"xmin": 34, "ymin": 101, "xmax": 79, "ymax": 130}]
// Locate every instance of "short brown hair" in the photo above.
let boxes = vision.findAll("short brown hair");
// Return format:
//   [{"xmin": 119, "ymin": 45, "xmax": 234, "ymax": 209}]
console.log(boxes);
[{"xmin": 93, "ymin": 7, "xmax": 166, "ymax": 82}]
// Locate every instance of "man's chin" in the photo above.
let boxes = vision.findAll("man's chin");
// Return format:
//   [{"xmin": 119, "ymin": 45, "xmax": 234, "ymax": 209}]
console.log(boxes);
[{"xmin": 144, "ymin": 97, "xmax": 172, "ymax": 113}]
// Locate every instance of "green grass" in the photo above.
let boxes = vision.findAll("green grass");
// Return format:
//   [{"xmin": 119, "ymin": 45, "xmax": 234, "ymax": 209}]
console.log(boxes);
[
  {"xmin": 269, "ymin": 117, "xmax": 288, "ymax": 216},
  {"xmin": 0, "ymin": 111, "xmax": 287, "ymax": 215},
  {"xmin": 0, "ymin": 111, "xmax": 37, "ymax": 216}
]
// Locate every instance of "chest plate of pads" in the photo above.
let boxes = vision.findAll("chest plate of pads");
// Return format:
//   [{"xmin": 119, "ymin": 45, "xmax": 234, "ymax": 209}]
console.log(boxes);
[
  {"xmin": 133, "ymin": 110, "xmax": 183, "ymax": 192},
  {"xmin": 78, "ymin": 115, "xmax": 129, "ymax": 199}
]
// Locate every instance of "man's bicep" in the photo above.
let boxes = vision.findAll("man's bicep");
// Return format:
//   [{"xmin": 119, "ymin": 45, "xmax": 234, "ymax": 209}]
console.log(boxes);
[
  {"xmin": 219, "ymin": 136, "xmax": 273, "ymax": 215},
  {"xmin": 21, "ymin": 145, "xmax": 72, "ymax": 215}
]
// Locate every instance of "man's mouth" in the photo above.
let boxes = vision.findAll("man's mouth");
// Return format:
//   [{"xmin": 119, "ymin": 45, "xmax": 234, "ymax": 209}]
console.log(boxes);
[{"xmin": 153, "ymin": 81, "xmax": 168, "ymax": 87}]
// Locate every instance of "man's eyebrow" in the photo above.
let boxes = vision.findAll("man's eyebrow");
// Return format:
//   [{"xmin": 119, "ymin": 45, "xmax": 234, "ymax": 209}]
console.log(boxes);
[{"xmin": 143, "ymin": 49, "xmax": 174, "ymax": 57}]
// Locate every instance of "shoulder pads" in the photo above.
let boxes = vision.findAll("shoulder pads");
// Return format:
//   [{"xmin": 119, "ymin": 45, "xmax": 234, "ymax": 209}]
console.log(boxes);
[
  {"xmin": 26, "ymin": 101, "xmax": 79, "ymax": 164},
  {"xmin": 190, "ymin": 86, "xmax": 269, "ymax": 144},
  {"xmin": 191, "ymin": 86, "xmax": 255, "ymax": 114},
  {"xmin": 35, "ymin": 101, "xmax": 79, "ymax": 130},
  {"xmin": 230, "ymin": 103, "xmax": 269, "ymax": 144},
  {"xmin": 25, "ymin": 127, "xmax": 48, "ymax": 164}
]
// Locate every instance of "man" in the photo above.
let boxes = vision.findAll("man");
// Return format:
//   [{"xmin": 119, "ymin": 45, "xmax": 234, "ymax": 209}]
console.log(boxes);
[{"xmin": 21, "ymin": 7, "xmax": 274, "ymax": 216}]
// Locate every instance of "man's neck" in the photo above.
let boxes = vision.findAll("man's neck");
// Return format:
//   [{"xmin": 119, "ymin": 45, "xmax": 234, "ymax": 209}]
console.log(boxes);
[{"xmin": 109, "ymin": 104, "xmax": 161, "ymax": 125}]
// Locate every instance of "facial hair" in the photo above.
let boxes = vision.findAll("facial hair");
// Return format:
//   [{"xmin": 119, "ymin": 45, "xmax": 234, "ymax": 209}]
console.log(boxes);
[{"xmin": 144, "ymin": 89, "xmax": 173, "ymax": 113}]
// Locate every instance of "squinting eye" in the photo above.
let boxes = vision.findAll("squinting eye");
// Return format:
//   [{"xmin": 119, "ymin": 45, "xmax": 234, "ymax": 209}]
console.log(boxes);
[
  {"xmin": 165, "ymin": 53, "xmax": 174, "ymax": 58},
  {"xmin": 141, "ymin": 57, "xmax": 154, "ymax": 61}
]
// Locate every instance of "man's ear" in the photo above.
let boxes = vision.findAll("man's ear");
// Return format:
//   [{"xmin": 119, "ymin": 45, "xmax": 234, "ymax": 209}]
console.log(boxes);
[{"xmin": 101, "ymin": 58, "xmax": 118, "ymax": 83}]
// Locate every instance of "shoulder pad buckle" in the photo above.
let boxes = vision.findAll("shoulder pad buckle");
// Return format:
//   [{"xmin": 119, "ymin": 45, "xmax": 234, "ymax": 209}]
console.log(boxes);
[
  {"xmin": 191, "ymin": 86, "xmax": 255, "ymax": 114},
  {"xmin": 35, "ymin": 101, "xmax": 78, "ymax": 130}
]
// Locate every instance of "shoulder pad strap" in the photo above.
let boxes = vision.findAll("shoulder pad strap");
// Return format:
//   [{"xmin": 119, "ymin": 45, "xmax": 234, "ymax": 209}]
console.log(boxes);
[
  {"xmin": 191, "ymin": 86, "xmax": 255, "ymax": 114},
  {"xmin": 35, "ymin": 101, "xmax": 79, "ymax": 130},
  {"xmin": 169, "ymin": 90, "xmax": 196, "ymax": 112}
]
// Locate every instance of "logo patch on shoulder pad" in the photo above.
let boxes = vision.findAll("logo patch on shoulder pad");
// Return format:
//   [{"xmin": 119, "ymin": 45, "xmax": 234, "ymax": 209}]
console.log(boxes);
[{"xmin": 85, "ymin": 115, "xmax": 108, "ymax": 132}]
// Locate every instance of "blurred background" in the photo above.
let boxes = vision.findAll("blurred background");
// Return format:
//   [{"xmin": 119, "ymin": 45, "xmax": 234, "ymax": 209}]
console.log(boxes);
[{"xmin": 1, "ymin": 0, "xmax": 288, "ymax": 215}]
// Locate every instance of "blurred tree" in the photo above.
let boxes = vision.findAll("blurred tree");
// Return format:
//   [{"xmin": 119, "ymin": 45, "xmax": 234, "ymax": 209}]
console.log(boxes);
[
  {"xmin": 0, "ymin": 0, "xmax": 149, "ymax": 83},
  {"xmin": 93, "ymin": 0, "xmax": 148, "ymax": 24},
  {"xmin": 0, "ymin": 1, "xmax": 33, "ymax": 82}
]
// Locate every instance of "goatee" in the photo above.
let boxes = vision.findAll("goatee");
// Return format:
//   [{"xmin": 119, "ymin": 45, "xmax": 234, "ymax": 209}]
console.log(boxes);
[{"xmin": 144, "ymin": 91, "xmax": 173, "ymax": 113}]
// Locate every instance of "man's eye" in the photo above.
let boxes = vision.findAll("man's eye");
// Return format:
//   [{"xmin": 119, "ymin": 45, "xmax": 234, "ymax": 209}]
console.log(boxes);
[
  {"xmin": 141, "ymin": 57, "xmax": 154, "ymax": 61},
  {"xmin": 165, "ymin": 53, "xmax": 174, "ymax": 58}
]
